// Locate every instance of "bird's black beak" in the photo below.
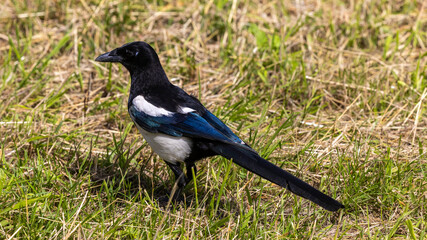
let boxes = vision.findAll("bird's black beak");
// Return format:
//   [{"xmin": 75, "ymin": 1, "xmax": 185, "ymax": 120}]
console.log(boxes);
[{"xmin": 95, "ymin": 49, "xmax": 122, "ymax": 62}]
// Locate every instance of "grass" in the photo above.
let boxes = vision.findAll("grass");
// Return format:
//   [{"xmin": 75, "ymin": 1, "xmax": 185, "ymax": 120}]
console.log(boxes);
[{"xmin": 0, "ymin": 0, "xmax": 426, "ymax": 239}]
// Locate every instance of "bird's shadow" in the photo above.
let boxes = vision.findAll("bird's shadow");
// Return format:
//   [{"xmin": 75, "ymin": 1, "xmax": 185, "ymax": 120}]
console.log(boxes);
[
  {"xmin": 66, "ymin": 156, "xmax": 242, "ymax": 214},
  {"xmin": 66, "ymin": 155, "xmax": 167, "ymax": 202}
]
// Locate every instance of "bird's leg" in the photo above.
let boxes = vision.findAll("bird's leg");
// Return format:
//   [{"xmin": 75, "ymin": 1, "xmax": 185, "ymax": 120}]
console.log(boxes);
[
  {"xmin": 186, "ymin": 162, "xmax": 197, "ymax": 182},
  {"xmin": 165, "ymin": 162, "xmax": 187, "ymax": 201}
]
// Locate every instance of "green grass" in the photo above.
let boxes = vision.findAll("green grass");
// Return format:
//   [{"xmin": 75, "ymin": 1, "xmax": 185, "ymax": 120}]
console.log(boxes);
[{"xmin": 0, "ymin": 0, "xmax": 426, "ymax": 239}]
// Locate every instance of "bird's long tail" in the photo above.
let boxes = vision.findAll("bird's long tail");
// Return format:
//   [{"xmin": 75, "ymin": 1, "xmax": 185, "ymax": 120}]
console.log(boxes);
[{"xmin": 211, "ymin": 143, "xmax": 344, "ymax": 211}]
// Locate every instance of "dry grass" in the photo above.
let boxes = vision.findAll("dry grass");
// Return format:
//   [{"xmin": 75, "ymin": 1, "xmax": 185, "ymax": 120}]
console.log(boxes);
[{"xmin": 0, "ymin": 0, "xmax": 426, "ymax": 239}]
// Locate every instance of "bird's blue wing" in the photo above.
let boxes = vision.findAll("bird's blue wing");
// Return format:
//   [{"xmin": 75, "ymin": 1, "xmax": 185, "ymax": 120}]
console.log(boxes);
[
  {"xmin": 201, "ymin": 110, "xmax": 244, "ymax": 144},
  {"xmin": 129, "ymin": 106, "xmax": 244, "ymax": 145}
]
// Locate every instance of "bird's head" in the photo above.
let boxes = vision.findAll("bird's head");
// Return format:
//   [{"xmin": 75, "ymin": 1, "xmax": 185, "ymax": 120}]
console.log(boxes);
[{"xmin": 95, "ymin": 41, "xmax": 159, "ymax": 72}]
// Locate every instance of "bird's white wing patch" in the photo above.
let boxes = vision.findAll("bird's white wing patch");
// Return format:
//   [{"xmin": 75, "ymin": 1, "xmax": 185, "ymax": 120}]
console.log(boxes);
[
  {"xmin": 133, "ymin": 95, "xmax": 172, "ymax": 117},
  {"xmin": 179, "ymin": 106, "xmax": 196, "ymax": 114}
]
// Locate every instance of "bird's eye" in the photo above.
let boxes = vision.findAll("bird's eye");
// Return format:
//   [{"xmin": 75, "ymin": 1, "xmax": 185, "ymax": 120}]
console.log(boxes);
[{"xmin": 124, "ymin": 49, "xmax": 133, "ymax": 57}]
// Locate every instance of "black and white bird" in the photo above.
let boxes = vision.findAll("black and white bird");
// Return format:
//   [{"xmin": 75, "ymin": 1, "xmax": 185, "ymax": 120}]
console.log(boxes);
[{"xmin": 95, "ymin": 41, "xmax": 344, "ymax": 211}]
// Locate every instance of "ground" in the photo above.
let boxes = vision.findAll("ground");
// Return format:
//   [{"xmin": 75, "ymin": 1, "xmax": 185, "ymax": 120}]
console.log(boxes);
[{"xmin": 0, "ymin": 0, "xmax": 426, "ymax": 239}]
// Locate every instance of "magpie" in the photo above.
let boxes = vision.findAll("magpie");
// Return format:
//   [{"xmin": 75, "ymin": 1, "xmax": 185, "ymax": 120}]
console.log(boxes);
[{"xmin": 95, "ymin": 41, "xmax": 344, "ymax": 211}]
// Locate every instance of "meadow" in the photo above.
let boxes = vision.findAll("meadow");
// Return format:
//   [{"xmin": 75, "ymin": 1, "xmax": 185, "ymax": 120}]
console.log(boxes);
[{"xmin": 0, "ymin": 0, "xmax": 426, "ymax": 239}]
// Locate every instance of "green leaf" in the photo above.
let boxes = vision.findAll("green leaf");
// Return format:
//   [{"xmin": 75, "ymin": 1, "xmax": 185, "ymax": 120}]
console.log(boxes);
[
  {"xmin": 0, "ymin": 193, "xmax": 52, "ymax": 215},
  {"xmin": 249, "ymin": 24, "xmax": 269, "ymax": 49}
]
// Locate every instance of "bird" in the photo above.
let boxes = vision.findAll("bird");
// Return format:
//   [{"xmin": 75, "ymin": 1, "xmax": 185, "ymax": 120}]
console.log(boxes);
[{"xmin": 95, "ymin": 41, "xmax": 344, "ymax": 211}]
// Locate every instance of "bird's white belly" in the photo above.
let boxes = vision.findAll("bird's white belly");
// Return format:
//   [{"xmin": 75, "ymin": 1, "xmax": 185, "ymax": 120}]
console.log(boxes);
[{"xmin": 135, "ymin": 126, "xmax": 193, "ymax": 164}]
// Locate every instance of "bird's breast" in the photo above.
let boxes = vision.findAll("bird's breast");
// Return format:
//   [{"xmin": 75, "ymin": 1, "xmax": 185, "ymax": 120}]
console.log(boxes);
[{"xmin": 135, "ymin": 125, "xmax": 193, "ymax": 164}]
